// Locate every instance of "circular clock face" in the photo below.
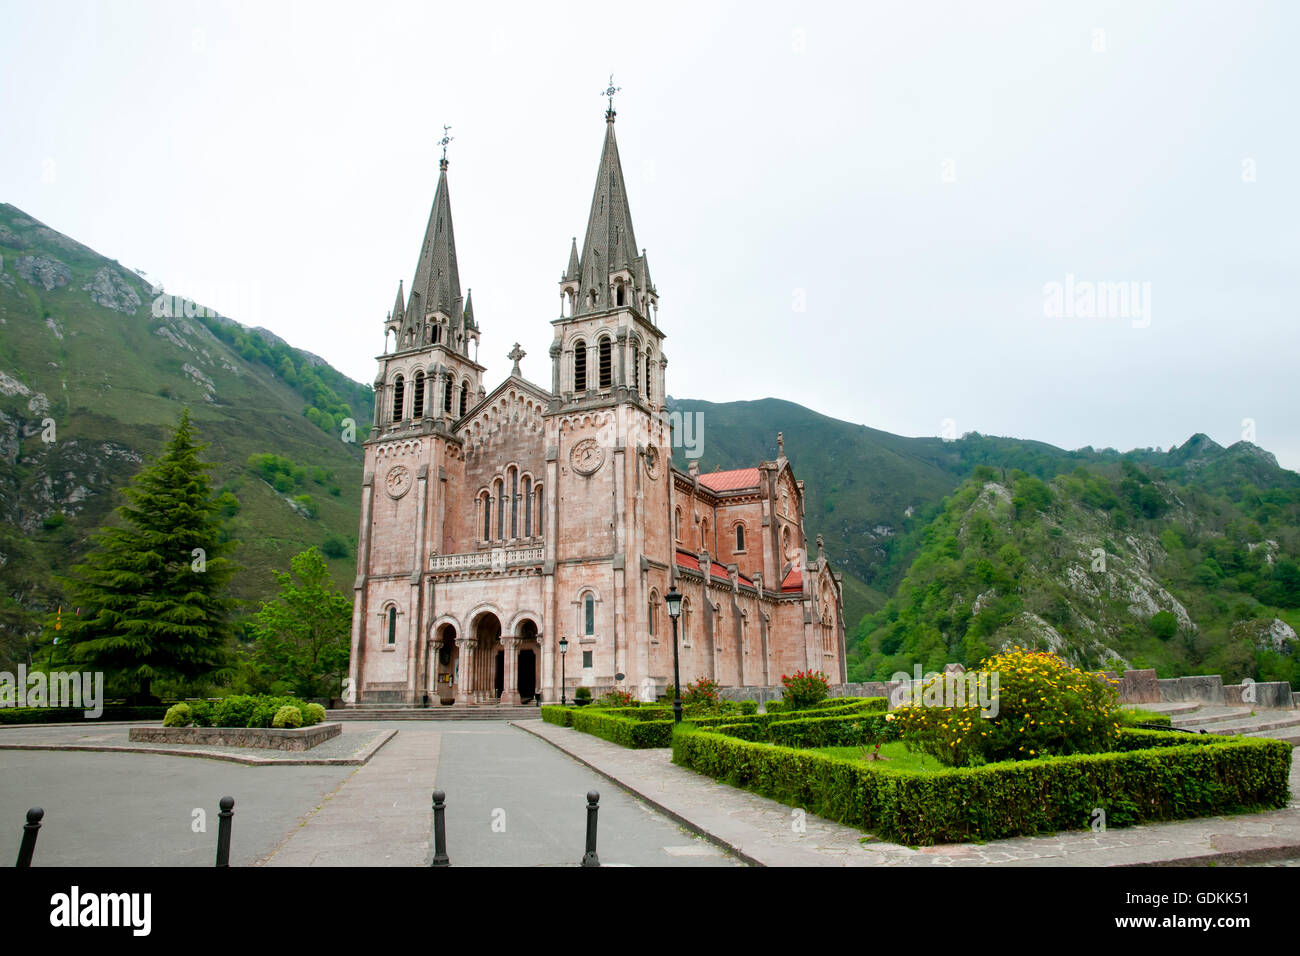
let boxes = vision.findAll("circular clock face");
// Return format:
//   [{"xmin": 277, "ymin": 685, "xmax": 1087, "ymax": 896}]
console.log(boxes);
[
  {"xmin": 570, "ymin": 437, "xmax": 605, "ymax": 476},
  {"xmin": 385, "ymin": 464, "xmax": 412, "ymax": 499},
  {"xmin": 644, "ymin": 444, "xmax": 660, "ymax": 479}
]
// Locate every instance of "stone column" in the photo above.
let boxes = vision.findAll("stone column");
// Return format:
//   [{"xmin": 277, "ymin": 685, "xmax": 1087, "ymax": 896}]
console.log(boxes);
[
  {"xmin": 501, "ymin": 636, "xmax": 521, "ymax": 704},
  {"xmin": 455, "ymin": 637, "xmax": 476, "ymax": 705}
]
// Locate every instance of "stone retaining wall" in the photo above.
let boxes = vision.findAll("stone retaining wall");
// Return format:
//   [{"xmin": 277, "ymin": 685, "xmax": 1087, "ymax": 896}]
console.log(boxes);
[
  {"xmin": 719, "ymin": 669, "xmax": 1295, "ymax": 710},
  {"xmin": 128, "ymin": 722, "xmax": 342, "ymax": 751}
]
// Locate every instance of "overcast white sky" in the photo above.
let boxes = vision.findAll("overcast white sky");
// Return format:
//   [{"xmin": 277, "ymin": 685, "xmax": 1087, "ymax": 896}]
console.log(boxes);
[{"xmin": 4, "ymin": 0, "xmax": 1298, "ymax": 469}]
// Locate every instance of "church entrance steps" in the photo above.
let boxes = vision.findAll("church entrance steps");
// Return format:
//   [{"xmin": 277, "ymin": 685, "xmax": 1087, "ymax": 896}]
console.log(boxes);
[
  {"xmin": 1140, "ymin": 701, "xmax": 1202, "ymax": 716},
  {"xmin": 327, "ymin": 706, "xmax": 541, "ymax": 721},
  {"xmin": 1169, "ymin": 704, "xmax": 1300, "ymax": 744}
]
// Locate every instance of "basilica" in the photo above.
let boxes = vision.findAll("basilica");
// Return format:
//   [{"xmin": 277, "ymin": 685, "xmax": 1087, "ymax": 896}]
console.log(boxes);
[{"xmin": 345, "ymin": 101, "xmax": 846, "ymax": 706}]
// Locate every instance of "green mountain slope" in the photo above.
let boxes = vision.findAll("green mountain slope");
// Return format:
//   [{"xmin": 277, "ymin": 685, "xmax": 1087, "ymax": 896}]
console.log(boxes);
[
  {"xmin": 0, "ymin": 203, "xmax": 368, "ymax": 659},
  {"xmin": 848, "ymin": 462, "xmax": 1300, "ymax": 685}
]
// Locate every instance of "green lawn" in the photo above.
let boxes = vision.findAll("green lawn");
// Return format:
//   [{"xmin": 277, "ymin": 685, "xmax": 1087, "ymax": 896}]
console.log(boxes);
[{"xmin": 813, "ymin": 741, "xmax": 945, "ymax": 772}]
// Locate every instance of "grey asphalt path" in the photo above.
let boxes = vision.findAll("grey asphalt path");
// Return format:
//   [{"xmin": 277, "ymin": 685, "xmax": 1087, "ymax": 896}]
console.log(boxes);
[
  {"xmin": 0, "ymin": 750, "xmax": 355, "ymax": 866},
  {"xmin": 431, "ymin": 721, "xmax": 738, "ymax": 867}
]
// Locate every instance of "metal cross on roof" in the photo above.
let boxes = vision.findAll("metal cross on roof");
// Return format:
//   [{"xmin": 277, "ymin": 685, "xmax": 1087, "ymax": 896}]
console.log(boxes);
[
  {"xmin": 508, "ymin": 342, "xmax": 526, "ymax": 376},
  {"xmin": 602, "ymin": 74, "xmax": 621, "ymax": 112},
  {"xmin": 437, "ymin": 125, "xmax": 454, "ymax": 165}
]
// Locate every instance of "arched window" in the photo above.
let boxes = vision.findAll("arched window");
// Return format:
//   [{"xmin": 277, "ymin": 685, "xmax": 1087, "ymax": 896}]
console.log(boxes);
[
  {"xmin": 701, "ymin": 518, "xmax": 710, "ymax": 551},
  {"xmin": 648, "ymin": 588, "xmax": 659, "ymax": 638},
  {"xmin": 443, "ymin": 377, "xmax": 453, "ymax": 413},
  {"xmin": 536, "ymin": 484, "xmax": 544, "ymax": 536},
  {"xmin": 391, "ymin": 375, "xmax": 405, "ymax": 421},
  {"xmin": 632, "ymin": 340, "xmax": 641, "ymax": 392},
  {"xmin": 482, "ymin": 492, "xmax": 491, "ymax": 539},
  {"xmin": 681, "ymin": 597, "xmax": 691, "ymax": 646},
  {"xmin": 495, "ymin": 478, "xmax": 504, "ymax": 540},
  {"xmin": 523, "ymin": 476, "xmax": 533, "ymax": 536},
  {"xmin": 616, "ymin": 284, "xmax": 625, "ymax": 306},
  {"xmin": 674, "ymin": 507, "xmax": 682, "ymax": 542},
  {"xmin": 510, "ymin": 467, "xmax": 519, "ymax": 538},
  {"xmin": 412, "ymin": 371, "xmax": 425, "ymax": 418},
  {"xmin": 598, "ymin": 337, "xmax": 612, "ymax": 389},
  {"xmin": 459, "ymin": 382, "xmax": 468, "ymax": 417},
  {"xmin": 735, "ymin": 523, "xmax": 746, "ymax": 552},
  {"xmin": 386, "ymin": 606, "xmax": 397, "ymax": 645},
  {"xmin": 583, "ymin": 592, "xmax": 595, "ymax": 637},
  {"xmin": 432, "ymin": 324, "xmax": 440, "ymax": 345},
  {"xmin": 573, "ymin": 340, "xmax": 587, "ymax": 392}
]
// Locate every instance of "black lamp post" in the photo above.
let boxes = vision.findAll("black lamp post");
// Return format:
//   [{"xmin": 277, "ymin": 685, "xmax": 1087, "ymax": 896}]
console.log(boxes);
[
  {"xmin": 559, "ymin": 637, "xmax": 568, "ymax": 706},
  {"xmin": 665, "ymin": 586, "xmax": 683, "ymax": 723}
]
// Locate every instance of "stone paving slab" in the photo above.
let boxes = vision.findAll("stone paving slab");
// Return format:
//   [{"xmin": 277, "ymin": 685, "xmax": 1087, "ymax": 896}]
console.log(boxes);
[
  {"xmin": 0, "ymin": 721, "xmax": 395, "ymax": 766},
  {"xmin": 517, "ymin": 720, "xmax": 1300, "ymax": 867}
]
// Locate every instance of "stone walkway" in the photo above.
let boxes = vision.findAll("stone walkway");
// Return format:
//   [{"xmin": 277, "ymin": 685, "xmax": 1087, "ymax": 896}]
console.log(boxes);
[
  {"xmin": 518, "ymin": 721, "xmax": 1300, "ymax": 867},
  {"xmin": 263, "ymin": 721, "xmax": 738, "ymax": 867}
]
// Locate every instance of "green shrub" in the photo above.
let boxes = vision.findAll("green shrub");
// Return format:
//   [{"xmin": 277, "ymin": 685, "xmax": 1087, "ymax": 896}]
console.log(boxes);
[
  {"xmin": 681, "ymin": 678, "xmax": 721, "ymax": 706},
  {"xmin": 739, "ymin": 700, "xmax": 759, "ymax": 715},
  {"xmin": 1118, "ymin": 707, "xmax": 1171, "ymax": 728},
  {"xmin": 574, "ymin": 687, "xmax": 592, "ymax": 703},
  {"xmin": 162, "ymin": 703, "xmax": 192, "ymax": 727},
  {"xmin": 272, "ymin": 705, "xmax": 303, "ymax": 728},
  {"xmin": 303, "ymin": 702, "xmax": 326, "ymax": 725},
  {"xmin": 780, "ymin": 670, "xmax": 831, "ymax": 709},
  {"xmin": 673, "ymin": 727, "xmax": 1291, "ymax": 845},
  {"xmin": 0, "ymin": 705, "xmax": 172, "ymax": 725},
  {"xmin": 188, "ymin": 700, "xmax": 213, "ymax": 727},
  {"xmin": 213, "ymin": 695, "xmax": 259, "ymax": 728},
  {"xmin": 595, "ymin": 689, "xmax": 636, "ymax": 707},
  {"xmin": 892, "ymin": 649, "xmax": 1119, "ymax": 767}
]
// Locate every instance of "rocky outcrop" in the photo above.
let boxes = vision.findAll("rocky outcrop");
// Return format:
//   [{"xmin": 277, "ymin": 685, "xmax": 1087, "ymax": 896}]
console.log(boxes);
[
  {"xmin": 14, "ymin": 255, "xmax": 71, "ymax": 291},
  {"xmin": 82, "ymin": 267, "xmax": 143, "ymax": 314}
]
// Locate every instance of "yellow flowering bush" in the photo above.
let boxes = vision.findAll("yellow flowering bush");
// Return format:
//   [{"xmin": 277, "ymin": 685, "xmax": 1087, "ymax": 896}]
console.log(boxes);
[{"xmin": 892, "ymin": 648, "xmax": 1120, "ymax": 767}]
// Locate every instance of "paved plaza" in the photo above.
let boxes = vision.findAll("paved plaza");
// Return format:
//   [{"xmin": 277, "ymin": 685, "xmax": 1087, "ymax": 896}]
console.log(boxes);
[{"xmin": 0, "ymin": 720, "xmax": 737, "ymax": 867}]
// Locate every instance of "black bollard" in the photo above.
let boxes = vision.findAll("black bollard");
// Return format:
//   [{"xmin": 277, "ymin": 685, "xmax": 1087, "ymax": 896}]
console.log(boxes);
[
  {"xmin": 15, "ymin": 808, "xmax": 43, "ymax": 868},
  {"xmin": 581, "ymin": 790, "xmax": 600, "ymax": 868},
  {"xmin": 431, "ymin": 790, "xmax": 450, "ymax": 867},
  {"xmin": 215, "ymin": 796, "xmax": 234, "ymax": 867}
]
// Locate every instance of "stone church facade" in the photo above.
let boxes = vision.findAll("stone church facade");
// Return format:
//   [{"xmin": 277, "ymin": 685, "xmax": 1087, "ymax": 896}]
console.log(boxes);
[{"xmin": 345, "ymin": 105, "xmax": 846, "ymax": 706}]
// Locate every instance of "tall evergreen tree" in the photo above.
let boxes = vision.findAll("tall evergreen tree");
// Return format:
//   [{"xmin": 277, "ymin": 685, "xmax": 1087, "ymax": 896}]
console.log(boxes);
[{"xmin": 59, "ymin": 409, "xmax": 237, "ymax": 700}]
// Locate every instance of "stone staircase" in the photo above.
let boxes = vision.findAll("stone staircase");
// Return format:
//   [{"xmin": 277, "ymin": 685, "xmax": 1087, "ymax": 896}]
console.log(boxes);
[
  {"xmin": 1145, "ymin": 700, "xmax": 1300, "ymax": 746},
  {"xmin": 326, "ymin": 703, "xmax": 542, "ymax": 721}
]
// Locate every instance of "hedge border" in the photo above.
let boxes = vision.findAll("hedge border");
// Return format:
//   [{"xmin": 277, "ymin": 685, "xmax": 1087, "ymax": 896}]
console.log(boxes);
[{"xmin": 672, "ymin": 727, "xmax": 1292, "ymax": 845}]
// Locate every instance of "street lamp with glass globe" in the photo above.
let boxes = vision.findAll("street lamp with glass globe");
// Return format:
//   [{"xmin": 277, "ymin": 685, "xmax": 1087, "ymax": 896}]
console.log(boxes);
[
  {"xmin": 559, "ymin": 636, "xmax": 569, "ymax": 706},
  {"xmin": 665, "ymin": 586, "xmax": 683, "ymax": 723}
]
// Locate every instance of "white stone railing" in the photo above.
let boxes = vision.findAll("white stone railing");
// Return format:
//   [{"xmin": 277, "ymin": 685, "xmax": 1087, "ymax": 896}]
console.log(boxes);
[{"xmin": 430, "ymin": 546, "xmax": 545, "ymax": 574}]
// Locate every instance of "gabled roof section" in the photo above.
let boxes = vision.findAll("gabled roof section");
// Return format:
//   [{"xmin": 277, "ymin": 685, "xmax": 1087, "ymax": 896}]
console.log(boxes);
[
  {"xmin": 410, "ymin": 162, "xmax": 464, "ymax": 325},
  {"xmin": 697, "ymin": 467, "xmax": 762, "ymax": 492}
]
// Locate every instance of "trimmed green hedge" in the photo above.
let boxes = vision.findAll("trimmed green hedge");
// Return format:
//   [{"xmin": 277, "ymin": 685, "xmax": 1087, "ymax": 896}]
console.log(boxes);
[
  {"xmin": 765, "ymin": 713, "xmax": 900, "ymax": 748},
  {"xmin": 0, "ymin": 705, "xmax": 171, "ymax": 725},
  {"xmin": 672, "ymin": 727, "xmax": 1292, "ymax": 845},
  {"xmin": 570, "ymin": 709, "xmax": 674, "ymax": 748},
  {"xmin": 545, "ymin": 696, "xmax": 890, "ymax": 750}
]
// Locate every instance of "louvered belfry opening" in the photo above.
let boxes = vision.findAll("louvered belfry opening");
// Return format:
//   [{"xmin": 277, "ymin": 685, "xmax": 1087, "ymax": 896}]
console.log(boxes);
[
  {"xmin": 574, "ymin": 339, "xmax": 587, "ymax": 391},
  {"xmin": 598, "ymin": 337, "xmax": 612, "ymax": 388}
]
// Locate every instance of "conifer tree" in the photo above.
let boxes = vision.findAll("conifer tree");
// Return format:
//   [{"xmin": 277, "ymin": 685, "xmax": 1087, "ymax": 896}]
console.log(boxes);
[{"xmin": 59, "ymin": 409, "xmax": 237, "ymax": 700}]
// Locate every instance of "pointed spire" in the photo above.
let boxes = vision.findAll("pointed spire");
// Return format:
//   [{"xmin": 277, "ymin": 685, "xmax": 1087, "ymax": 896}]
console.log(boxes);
[
  {"xmin": 576, "ymin": 113, "xmax": 639, "ymax": 314},
  {"xmin": 462, "ymin": 289, "xmax": 475, "ymax": 330},
  {"xmin": 410, "ymin": 161, "xmax": 463, "ymax": 326},
  {"xmin": 565, "ymin": 237, "xmax": 580, "ymax": 281},
  {"xmin": 391, "ymin": 280, "xmax": 405, "ymax": 322}
]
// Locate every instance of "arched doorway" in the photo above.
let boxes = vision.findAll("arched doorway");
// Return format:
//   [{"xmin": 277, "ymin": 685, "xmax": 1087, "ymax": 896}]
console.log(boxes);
[
  {"xmin": 433, "ymin": 623, "xmax": 457, "ymax": 705},
  {"xmin": 518, "ymin": 619, "xmax": 538, "ymax": 702},
  {"xmin": 472, "ymin": 611, "xmax": 502, "ymax": 704}
]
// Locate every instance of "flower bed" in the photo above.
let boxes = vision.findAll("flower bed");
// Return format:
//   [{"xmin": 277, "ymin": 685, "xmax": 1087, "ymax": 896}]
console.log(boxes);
[{"xmin": 671, "ymin": 727, "xmax": 1292, "ymax": 845}]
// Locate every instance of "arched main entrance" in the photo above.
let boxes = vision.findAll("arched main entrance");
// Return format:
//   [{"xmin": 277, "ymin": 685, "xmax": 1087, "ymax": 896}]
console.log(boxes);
[
  {"xmin": 517, "ymin": 619, "xmax": 538, "ymax": 702},
  {"xmin": 432, "ymin": 622, "xmax": 458, "ymax": 705}
]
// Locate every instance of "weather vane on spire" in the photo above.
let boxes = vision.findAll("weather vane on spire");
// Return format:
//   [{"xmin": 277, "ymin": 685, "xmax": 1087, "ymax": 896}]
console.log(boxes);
[
  {"xmin": 437, "ymin": 125, "xmax": 454, "ymax": 167},
  {"xmin": 602, "ymin": 74, "xmax": 621, "ymax": 116}
]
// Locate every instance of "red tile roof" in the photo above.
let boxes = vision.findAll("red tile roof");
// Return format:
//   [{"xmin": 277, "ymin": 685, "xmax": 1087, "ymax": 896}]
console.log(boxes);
[
  {"xmin": 675, "ymin": 549, "xmax": 754, "ymax": 588},
  {"xmin": 780, "ymin": 567, "xmax": 803, "ymax": 592},
  {"xmin": 696, "ymin": 467, "xmax": 761, "ymax": 492}
]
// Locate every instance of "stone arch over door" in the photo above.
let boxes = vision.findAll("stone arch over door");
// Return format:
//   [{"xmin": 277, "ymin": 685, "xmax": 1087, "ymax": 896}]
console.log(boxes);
[
  {"xmin": 467, "ymin": 609, "xmax": 503, "ymax": 705},
  {"xmin": 505, "ymin": 612, "xmax": 542, "ymax": 704},
  {"xmin": 430, "ymin": 616, "xmax": 460, "ymax": 704}
]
